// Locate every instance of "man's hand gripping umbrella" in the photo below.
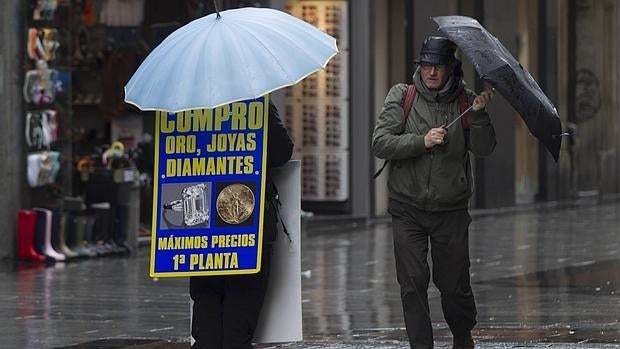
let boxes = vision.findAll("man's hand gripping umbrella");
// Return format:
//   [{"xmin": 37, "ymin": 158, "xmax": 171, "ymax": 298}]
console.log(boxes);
[{"xmin": 444, "ymin": 87, "xmax": 495, "ymax": 130}]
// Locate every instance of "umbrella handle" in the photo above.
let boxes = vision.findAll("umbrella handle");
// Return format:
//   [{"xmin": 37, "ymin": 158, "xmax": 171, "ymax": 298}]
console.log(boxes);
[
  {"xmin": 553, "ymin": 132, "xmax": 571, "ymax": 139},
  {"xmin": 443, "ymin": 88, "xmax": 494, "ymax": 130},
  {"xmin": 444, "ymin": 105, "xmax": 474, "ymax": 129}
]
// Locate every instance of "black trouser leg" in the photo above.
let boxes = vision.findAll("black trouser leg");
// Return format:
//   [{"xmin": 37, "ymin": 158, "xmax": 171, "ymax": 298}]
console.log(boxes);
[
  {"xmin": 190, "ymin": 245, "xmax": 272, "ymax": 349},
  {"xmin": 222, "ymin": 245, "xmax": 272, "ymax": 349},
  {"xmin": 429, "ymin": 209, "xmax": 477, "ymax": 337},
  {"xmin": 190, "ymin": 277, "xmax": 224, "ymax": 349},
  {"xmin": 389, "ymin": 200, "xmax": 433, "ymax": 349}
]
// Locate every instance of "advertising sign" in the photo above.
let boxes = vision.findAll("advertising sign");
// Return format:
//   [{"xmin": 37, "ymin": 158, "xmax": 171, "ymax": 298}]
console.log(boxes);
[{"xmin": 150, "ymin": 96, "xmax": 269, "ymax": 277}]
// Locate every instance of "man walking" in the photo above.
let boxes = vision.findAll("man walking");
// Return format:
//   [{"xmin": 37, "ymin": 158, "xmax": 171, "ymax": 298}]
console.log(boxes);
[{"xmin": 372, "ymin": 36, "xmax": 496, "ymax": 349}]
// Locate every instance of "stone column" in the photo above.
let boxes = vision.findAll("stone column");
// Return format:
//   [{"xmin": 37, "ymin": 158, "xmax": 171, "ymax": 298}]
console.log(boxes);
[
  {"xmin": 0, "ymin": 0, "xmax": 25, "ymax": 260},
  {"xmin": 350, "ymin": 0, "xmax": 373, "ymax": 218}
]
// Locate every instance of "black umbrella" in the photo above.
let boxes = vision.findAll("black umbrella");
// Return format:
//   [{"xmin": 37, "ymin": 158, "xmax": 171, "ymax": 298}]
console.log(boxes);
[{"xmin": 432, "ymin": 15, "xmax": 564, "ymax": 161}]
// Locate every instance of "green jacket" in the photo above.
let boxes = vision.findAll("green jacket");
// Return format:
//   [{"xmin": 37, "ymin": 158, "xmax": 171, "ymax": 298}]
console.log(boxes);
[{"xmin": 372, "ymin": 70, "xmax": 496, "ymax": 211}]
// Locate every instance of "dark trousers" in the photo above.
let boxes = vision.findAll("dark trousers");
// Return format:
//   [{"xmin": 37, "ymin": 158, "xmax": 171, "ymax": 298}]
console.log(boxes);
[
  {"xmin": 389, "ymin": 199, "xmax": 477, "ymax": 349},
  {"xmin": 190, "ymin": 245, "xmax": 272, "ymax": 349}
]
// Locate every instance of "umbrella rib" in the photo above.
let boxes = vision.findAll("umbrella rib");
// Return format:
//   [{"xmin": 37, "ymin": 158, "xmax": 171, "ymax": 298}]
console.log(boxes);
[
  {"xmin": 231, "ymin": 19, "xmax": 335, "ymax": 75},
  {"xmin": 226, "ymin": 21, "xmax": 293, "ymax": 84},
  {"xmin": 245, "ymin": 18, "xmax": 337, "ymax": 67},
  {"xmin": 127, "ymin": 21, "xmax": 208, "ymax": 109},
  {"xmin": 201, "ymin": 18, "xmax": 221, "ymax": 107},
  {"xmin": 242, "ymin": 10, "xmax": 337, "ymax": 48},
  {"xmin": 220, "ymin": 21, "xmax": 262, "ymax": 96}
]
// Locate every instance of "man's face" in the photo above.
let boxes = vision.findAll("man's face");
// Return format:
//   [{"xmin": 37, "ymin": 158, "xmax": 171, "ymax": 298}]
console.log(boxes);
[{"xmin": 420, "ymin": 62, "xmax": 450, "ymax": 90}]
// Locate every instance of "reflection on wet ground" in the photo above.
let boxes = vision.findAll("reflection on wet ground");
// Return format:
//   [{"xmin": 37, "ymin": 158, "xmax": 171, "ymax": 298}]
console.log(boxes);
[
  {"xmin": 1, "ymin": 200, "xmax": 619, "ymax": 348},
  {"xmin": 481, "ymin": 258, "xmax": 620, "ymax": 293},
  {"xmin": 52, "ymin": 339, "xmax": 160, "ymax": 348}
]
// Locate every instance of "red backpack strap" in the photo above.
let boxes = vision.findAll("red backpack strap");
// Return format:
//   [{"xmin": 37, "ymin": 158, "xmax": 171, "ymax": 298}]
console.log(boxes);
[
  {"xmin": 373, "ymin": 84, "xmax": 417, "ymax": 179},
  {"xmin": 458, "ymin": 90, "xmax": 470, "ymax": 129},
  {"xmin": 402, "ymin": 84, "xmax": 416, "ymax": 127}
]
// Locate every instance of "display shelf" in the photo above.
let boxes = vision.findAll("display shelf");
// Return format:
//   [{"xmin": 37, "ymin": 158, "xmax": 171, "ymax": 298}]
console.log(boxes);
[{"xmin": 285, "ymin": 0, "xmax": 350, "ymax": 202}]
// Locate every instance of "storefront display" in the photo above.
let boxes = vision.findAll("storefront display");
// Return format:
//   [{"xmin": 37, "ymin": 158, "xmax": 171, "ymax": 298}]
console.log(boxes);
[
  {"xmin": 284, "ymin": 0, "xmax": 349, "ymax": 202},
  {"xmin": 16, "ymin": 0, "xmax": 223, "ymax": 262},
  {"xmin": 24, "ymin": 4, "xmax": 65, "ymax": 195}
]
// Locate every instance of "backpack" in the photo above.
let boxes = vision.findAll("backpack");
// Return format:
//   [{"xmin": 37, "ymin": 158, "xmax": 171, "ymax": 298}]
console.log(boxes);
[{"xmin": 373, "ymin": 84, "xmax": 470, "ymax": 178}]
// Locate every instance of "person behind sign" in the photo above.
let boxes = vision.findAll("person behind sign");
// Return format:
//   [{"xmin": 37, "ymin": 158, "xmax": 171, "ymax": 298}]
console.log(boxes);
[
  {"xmin": 372, "ymin": 36, "xmax": 496, "ymax": 349},
  {"xmin": 189, "ymin": 101, "xmax": 293, "ymax": 349}
]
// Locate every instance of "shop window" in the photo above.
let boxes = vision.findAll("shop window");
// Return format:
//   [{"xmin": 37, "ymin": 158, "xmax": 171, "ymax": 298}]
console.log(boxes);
[{"xmin": 284, "ymin": 0, "xmax": 349, "ymax": 202}]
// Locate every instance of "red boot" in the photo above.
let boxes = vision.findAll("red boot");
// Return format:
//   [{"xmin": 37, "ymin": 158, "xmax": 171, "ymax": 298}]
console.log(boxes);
[{"xmin": 17, "ymin": 210, "xmax": 45, "ymax": 262}]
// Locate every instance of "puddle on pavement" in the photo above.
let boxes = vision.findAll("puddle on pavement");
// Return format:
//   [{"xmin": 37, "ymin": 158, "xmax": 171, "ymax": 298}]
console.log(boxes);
[
  {"xmin": 52, "ymin": 339, "xmax": 185, "ymax": 349},
  {"xmin": 476, "ymin": 259, "xmax": 620, "ymax": 295}
]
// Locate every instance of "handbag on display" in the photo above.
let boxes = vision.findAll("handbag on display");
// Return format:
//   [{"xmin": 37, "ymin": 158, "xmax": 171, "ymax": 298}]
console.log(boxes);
[
  {"xmin": 23, "ymin": 61, "xmax": 59, "ymax": 104},
  {"xmin": 27, "ymin": 28, "xmax": 45, "ymax": 61},
  {"xmin": 46, "ymin": 110, "xmax": 58, "ymax": 142},
  {"xmin": 33, "ymin": 0, "xmax": 58, "ymax": 21},
  {"xmin": 27, "ymin": 28, "xmax": 59, "ymax": 61},
  {"xmin": 27, "ymin": 151, "xmax": 61, "ymax": 188},
  {"xmin": 26, "ymin": 110, "xmax": 57, "ymax": 148}
]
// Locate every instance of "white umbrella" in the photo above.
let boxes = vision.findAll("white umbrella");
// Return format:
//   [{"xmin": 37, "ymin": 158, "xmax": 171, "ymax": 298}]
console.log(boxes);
[{"xmin": 124, "ymin": 7, "xmax": 338, "ymax": 113}]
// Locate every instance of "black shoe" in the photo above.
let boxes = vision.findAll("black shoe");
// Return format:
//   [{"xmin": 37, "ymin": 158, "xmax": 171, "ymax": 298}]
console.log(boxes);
[{"xmin": 453, "ymin": 332, "xmax": 474, "ymax": 349}]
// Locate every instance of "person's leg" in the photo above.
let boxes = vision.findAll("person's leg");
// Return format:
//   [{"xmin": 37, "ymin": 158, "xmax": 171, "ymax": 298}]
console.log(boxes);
[
  {"xmin": 429, "ymin": 209, "xmax": 476, "ymax": 347},
  {"xmin": 190, "ymin": 276, "xmax": 224, "ymax": 349},
  {"xmin": 389, "ymin": 200, "xmax": 434, "ymax": 349},
  {"xmin": 222, "ymin": 245, "xmax": 273, "ymax": 349}
]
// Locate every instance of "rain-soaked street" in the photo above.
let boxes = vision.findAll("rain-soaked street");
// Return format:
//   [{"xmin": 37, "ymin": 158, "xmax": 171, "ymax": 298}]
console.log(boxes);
[{"xmin": 2, "ymin": 198, "xmax": 619, "ymax": 348}]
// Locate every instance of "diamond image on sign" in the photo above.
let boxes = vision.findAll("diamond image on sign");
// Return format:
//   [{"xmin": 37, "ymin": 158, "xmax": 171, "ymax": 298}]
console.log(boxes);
[
  {"xmin": 161, "ymin": 182, "xmax": 212, "ymax": 230},
  {"xmin": 182, "ymin": 184, "xmax": 209, "ymax": 226}
]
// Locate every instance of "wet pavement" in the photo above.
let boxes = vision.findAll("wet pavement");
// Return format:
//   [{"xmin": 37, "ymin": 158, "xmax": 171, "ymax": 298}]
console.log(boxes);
[{"xmin": 1, "ymin": 199, "xmax": 619, "ymax": 348}]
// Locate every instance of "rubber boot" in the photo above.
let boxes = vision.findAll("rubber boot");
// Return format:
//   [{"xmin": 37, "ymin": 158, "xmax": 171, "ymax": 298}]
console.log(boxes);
[
  {"xmin": 57, "ymin": 212, "xmax": 79, "ymax": 259},
  {"xmin": 92, "ymin": 206, "xmax": 123, "ymax": 255},
  {"xmin": 114, "ymin": 204, "xmax": 132, "ymax": 254},
  {"xmin": 51, "ymin": 208, "xmax": 76, "ymax": 260},
  {"xmin": 85, "ymin": 214, "xmax": 107, "ymax": 256},
  {"xmin": 64, "ymin": 212, "xmax": 78, "ymax": 250},
  {"xmin": 33, "ymin": 210, "xmax": 47, "ymax": 257},
  {"xmin": 71, "ymin": 214, "xmax": 97, "ymax": 258},
  {"xmin": 33, "ymin": 208, "xmax": 65, "ymax": 261},
  {"xmin": 17, "ymin": 210, "xmax": 46, "ymax": 262}
]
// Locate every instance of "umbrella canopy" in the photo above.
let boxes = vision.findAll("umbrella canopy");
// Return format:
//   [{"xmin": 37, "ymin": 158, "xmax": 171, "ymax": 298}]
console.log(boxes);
[
  {"xmin": 432, "ymin": 15, "xmax": 563, "ymax": 161},
  {"xmin": 125, "ymin": 7, "xmax": 338, "ymax": 112}
]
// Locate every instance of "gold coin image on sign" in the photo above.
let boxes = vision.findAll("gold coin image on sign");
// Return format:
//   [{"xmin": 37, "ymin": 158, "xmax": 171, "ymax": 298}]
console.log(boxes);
[{"xmin": 216, "ymin": 184, "xmax": 255, "ymax": 224}]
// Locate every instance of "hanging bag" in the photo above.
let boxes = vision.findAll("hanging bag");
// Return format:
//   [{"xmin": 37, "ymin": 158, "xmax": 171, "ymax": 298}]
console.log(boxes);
[{"xmin": 27, "ymin": 151, "xmax": 60, "ymax": 187}]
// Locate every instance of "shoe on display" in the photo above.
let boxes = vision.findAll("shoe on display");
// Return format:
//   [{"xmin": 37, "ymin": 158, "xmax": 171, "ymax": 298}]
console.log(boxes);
[
  {"xmin": 85, "ymin": 214, "xmax": 111, "ymax": 256},
  {"xmin": 17, "ymin": 210, "xmax": 46, "ymax": 262},
  {"xmin": 68, "ymin": 214, "xmax": 97, "ymax": 258},
  {"xmin": 53, "ymin": 210, "xmax": 79, "ymax": 259},
  {"xmin": 114, "ymin": 204, "xmax": 132, "ymax": 254},
  {"xmin": 33, "ymin": 208, "xmax": 65, "ymax": 261}
]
